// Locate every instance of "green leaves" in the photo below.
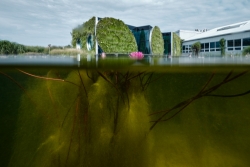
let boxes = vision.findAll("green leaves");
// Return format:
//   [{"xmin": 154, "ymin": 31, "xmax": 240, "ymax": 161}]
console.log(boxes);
[
  {"xmin": 151, "ymin": 26, "xmax": 164, "ymax": 55},
  {"xmin": 243, "ymin": 46, "xmax": 250, "ymax": 56},
  {"xmin": 0, "ymin": 40, "xmax": 25, "ymax": 55},
  {"xmin": 191, "ymin": 41, "xmax": 201, "ymax": 56},
  {"xmin": 220, "ymin": 38, "xmax": 225, "ymax": 56},
  {"xmin": 71, "ymin": 16, "xmax": 96, "ymax": 50},
  {"xmin": 96, "ymin": 17, "xmax": 137, "ymax": 53},
  {"xmin": 173, "ymin": 33, "xmax": 182, "ymax": 56}
]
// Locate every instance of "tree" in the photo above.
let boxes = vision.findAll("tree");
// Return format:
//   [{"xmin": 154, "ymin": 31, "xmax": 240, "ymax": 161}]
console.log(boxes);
[
  {"xmin": 220, "ymin": 38, "xmax": 225, "ymax": 56},
  {"xmin": 243, "ymin": 46, "xmax": 250, "ymax": 56},
  {"xmin": 191, "ymin": 42, "xmax": 201, "ymax": 56},
  {"xmin": 0, "ymin": 40, "xmax": 12, "ymax": 54}
]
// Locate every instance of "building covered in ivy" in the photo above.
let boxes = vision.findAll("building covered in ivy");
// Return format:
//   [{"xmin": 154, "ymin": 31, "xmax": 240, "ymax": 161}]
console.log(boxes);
[
  {"xmin": 179, "ymin": 20, "xmax": 250, "ymax": 56},
  {"xmin": 71, "ymin": 16, "xmax": 181, "ymax": 56}
]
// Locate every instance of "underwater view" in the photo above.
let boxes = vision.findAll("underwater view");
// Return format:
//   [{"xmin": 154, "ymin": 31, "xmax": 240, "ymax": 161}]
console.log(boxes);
[{"xmin": 1, "ymin": 55, "xmax": 250, "ymax": 167}]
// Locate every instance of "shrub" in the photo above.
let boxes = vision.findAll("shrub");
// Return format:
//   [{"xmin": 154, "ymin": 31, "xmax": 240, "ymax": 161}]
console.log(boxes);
[
  {"xmin": 243, "ymin": 46, "xmax": 250, "ymax": 56},
  {"xmin": 0, "ymin": 40, "xmax": 12, "ymax": 54},
  {"xmin": 220, "ymin": 38, "xmax": 225, "ymax": 56},
  {"xmin": 151, "ymin": 26, "xmax": 164, "ymax": 55},
  {"xmin": 191, "ymin": 42, "xmax": 201, "ymax": 56},
  {"xmin": 96, "ymin": 17, "xmax": 137, "ymax": 53}
]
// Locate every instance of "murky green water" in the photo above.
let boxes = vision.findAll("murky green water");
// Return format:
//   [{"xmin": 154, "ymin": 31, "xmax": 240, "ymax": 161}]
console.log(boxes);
[{"xmin": 1, "ymin": 55, "xmax": 250, "ymax": 167}]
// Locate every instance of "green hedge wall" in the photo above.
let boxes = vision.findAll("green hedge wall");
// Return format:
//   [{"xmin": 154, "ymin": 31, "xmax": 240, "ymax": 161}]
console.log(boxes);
[
  {"xmin": 151, "ymin": 26, "xmax": 164, "ymax": 55},
  {"xmin": 96, "ymin": 17, "xmax": 137, "ymax": 53},
  {"xmin": 80, "ymin": 17, "xmax": 96, "ymax": 51},
  {"xmin": 71, "ymin": 17, "xmax": 95, "ymax": 51},
  {"xmin": 172, "ymin": 32, "xmax": 182, "ymax": 56}
]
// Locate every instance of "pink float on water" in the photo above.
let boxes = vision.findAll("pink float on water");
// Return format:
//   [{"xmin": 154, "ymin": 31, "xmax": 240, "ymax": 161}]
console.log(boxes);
[{"xmin": 129, "ymin": 51, "xmax": 144, "ymax": 60}]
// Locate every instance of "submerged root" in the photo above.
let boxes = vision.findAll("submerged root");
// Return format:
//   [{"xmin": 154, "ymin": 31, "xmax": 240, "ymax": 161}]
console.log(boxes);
[{"xmin": 149, "ymin": 70, "xmax": 249, "ymax": 130}]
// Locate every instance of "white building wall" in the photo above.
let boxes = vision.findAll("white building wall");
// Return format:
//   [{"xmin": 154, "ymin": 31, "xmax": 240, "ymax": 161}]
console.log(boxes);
[{"xmin": 182, "ymin": 31, "xmax": 250, "ymax": 56}]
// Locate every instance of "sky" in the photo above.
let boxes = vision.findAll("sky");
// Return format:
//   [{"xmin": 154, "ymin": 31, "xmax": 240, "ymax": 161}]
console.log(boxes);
[{"xmin": 0, "ymin": 0, "xmax": 249, "ymax": 47}]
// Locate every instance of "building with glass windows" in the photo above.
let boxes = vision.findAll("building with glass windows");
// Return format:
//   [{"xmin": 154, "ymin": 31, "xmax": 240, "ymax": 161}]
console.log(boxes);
[
  {"xmin": 128, "ymin": 25, "xmax": 153, "ymax": 54},
  {"xmin": 162, "ymin": 32, "xmax": 171, "ymax": 55},
  {"xmin": 180, "ymin": 20, "xmax": 250, "ymax": 56},
  {"xmin": 128, "ymin": 25, "xmax": 180, "ymax": 56}
]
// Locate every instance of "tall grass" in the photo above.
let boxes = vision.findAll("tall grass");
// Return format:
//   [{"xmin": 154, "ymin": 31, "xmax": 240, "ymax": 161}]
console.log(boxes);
[{"xmin": 49, "ymin": 48, "xmax": 88, "ymax": 55}]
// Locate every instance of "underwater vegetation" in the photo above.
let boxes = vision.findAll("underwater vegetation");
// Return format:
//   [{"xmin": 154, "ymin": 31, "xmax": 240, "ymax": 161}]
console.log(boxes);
[{"xmin": 1, "ymin": 68, "xmax": 250, "ymax": 166}]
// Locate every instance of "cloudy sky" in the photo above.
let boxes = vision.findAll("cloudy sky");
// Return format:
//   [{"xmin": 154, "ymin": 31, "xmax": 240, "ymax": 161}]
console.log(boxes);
[{"xmin": 0, "ymin": 0, "xmax": 249, "ymax": 47}]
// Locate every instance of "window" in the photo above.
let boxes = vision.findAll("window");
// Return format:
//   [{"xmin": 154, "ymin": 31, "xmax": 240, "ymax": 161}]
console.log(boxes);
[
  {"xmin": 215, "ymin": 42, "xmax": 221, "ymax": 51},
  {"xmin": 234, "ymin": 39, "xmax": 241, "ymax": 50},
  {"xmin": 201, "ymin": 43, "xmax": 204, "ymax": 49},
  {"xmin": 205, "ymin": 43, "xmax": 209, "ymax": 49},
  {"xmin": 243, "ymin": 38, "xmax": 250, "ymax": 46},
  {"xmin": 210, "ymin": 42, "xmax": 215, "ymax": 48},
  {"xmin": 227, "ymin": 40, "xmax": 233, "ymax": 47},
  {"xmin": 216, "ymin": 42, "xmax": 220, "ymax": 48},
  {"xmin": 205, "ymin": 43, "xmax": 209, "ymax": 52},
  {"xmin": 201, "ymin": 43, "xmax": 204, "ymax": 52},
  {"xmin": 235, "ymin": 39, "xmax": 241, "ymax": 47},
  {"xmin": 210, "ymin": 42, "xmax": 215, "ymax": 51}
]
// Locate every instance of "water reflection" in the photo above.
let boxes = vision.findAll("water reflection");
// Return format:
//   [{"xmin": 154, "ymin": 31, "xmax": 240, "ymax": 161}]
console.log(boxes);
[{"xmin": 1, "ymin": 54, "xmax": 250, "ymax": 68}]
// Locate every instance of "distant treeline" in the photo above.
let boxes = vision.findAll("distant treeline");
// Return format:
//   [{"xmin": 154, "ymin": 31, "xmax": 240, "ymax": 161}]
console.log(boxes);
[{"xmin": 0, "ymin": 40, "xmax": 72, "ymax": 55}]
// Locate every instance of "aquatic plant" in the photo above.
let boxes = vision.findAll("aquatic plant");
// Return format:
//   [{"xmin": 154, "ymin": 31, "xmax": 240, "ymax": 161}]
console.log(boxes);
[
  {"xmin": 1, "ymin": 67, "xmax": 250, "ymax": 166},
  {"xmin": 1, "ymin": 68, "xmax": 154, "ymax": 167},
  {"xmin": 149, "ymin": 70, "xmax": 250, "ymax": 130},
  {"xmin": 129, "ymin": 51, "xmax": 144, "ymax": 59}
]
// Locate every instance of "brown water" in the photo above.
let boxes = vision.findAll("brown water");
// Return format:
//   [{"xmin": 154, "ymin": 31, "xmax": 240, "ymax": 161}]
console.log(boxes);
[{"xmin": 1, "ymin": 55, "xmax": 250, "ymax": 167}]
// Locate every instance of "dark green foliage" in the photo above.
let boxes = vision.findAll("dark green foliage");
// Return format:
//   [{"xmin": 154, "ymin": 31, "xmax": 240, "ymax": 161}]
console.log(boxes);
[
  {"xmin": 97, "ymin": 17, "xmax": 137, "ymax": 53},
  {"xmin": 220, "ymin": 38, "xmax": 225, "ymax": 56},
  {"xmin": 151, "ymin": 26, "xmax": 164, "ymax": 55},
  {"xmin": 80, "ymin": 17, "xmax": 96, "ymax": 51},
  {"xmin": 172, "ymin": 33, "xmax": 182, "ymax": 56},
  {"xmin": 25, "ymin": 45, "xmax": 46, "ymax": 53},
  {"xmin": 242, "ymin": 46, "xmax": 250, "ymax": 56},
  {"xmin": 71, "ymin": 23, "xmax": 85, "ymax": 48},
  {"xmin": 0, "ymin": 39, "xmax": 72, "ymax": 55},
  {"xmin": 0, "ymin": 40, "xmax": 25, "ymax": 55},
  {"xmin": 71, "ymin": 17, "xmax": 96, "ymax": 50},
  {"xmin": 192, "ymin": 41, "xmax": 201, "ymax": 56}
]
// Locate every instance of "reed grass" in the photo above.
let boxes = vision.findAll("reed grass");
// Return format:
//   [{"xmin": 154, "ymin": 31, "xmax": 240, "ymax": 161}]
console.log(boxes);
[{"xmin": 49, "ymin": 48, "xmax": 87, "ymax": 55}]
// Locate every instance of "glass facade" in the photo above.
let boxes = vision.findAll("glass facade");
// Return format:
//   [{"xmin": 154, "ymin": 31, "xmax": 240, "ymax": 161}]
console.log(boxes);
[
  {"xmin": 243, "ymin": 38, "xmax": 250, "ymax": 49},
  {"xmin": 210, "ymin": 42, "xmax": 215, "ymax": 51},
  {"xmin": 129, "ymin": 25, "xmax": 152, "ymax": 54},
  {"xmin": 183, "ymin": 41, "xmax": 221, "ymax": 53},
  {"xmin": 215, "ymin": 42, "xmax": 221, "ymax": 51},
  {"xmin": 227, "ymin": 39, "xmax": 243, "ymax": 51},
  {"xmin": 162, "ymin": 32, "xmax": 171, "ymax": 55}
]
